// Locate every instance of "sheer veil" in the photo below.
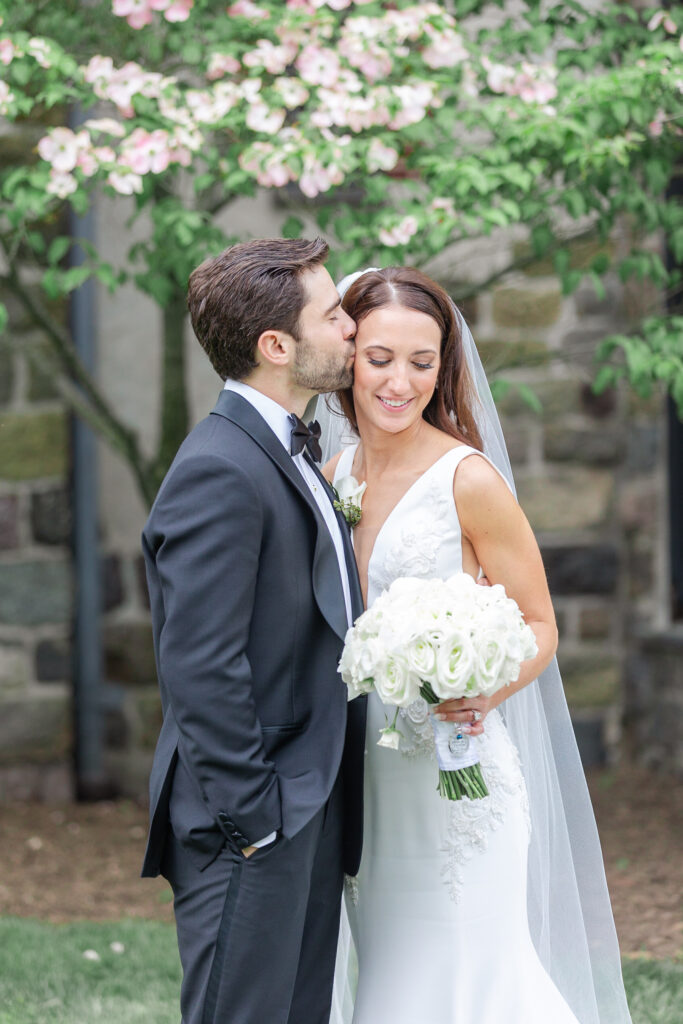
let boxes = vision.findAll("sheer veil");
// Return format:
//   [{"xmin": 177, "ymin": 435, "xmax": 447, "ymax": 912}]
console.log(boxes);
[{"xmin": 320, "ymin": 269, "xmax": 633, "ymax": 1024}]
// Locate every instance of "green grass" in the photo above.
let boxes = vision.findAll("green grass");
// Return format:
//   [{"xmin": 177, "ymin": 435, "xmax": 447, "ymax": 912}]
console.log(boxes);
[
  {"xmin": 0, "ymin": 918, "xmax": 681, "ymax": 1023},
  {"xmin": 622, "ymin": 958, "xmax": 683, "ymax": 1024},
  {"xmin": 0, "ymin": 918, "xmax": 181, "ymax": 1024}
]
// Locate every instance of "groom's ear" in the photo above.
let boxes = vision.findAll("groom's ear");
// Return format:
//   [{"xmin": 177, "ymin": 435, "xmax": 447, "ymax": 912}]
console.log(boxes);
[{"xmin": 255, "ymin": 329, "xmax": 295, "ymax": 368}]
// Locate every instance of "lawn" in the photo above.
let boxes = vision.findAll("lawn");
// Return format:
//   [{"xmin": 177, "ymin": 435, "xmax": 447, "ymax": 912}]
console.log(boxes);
[{"xmin": 0, "ymin": 918, "xmax": 681, "ymax": 1023}]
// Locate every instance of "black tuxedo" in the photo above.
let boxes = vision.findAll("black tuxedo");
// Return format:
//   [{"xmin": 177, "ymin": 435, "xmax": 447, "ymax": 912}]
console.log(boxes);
[{"xmin": 141, "ymin": 389, "xmax": 366, "ymax": 1024}]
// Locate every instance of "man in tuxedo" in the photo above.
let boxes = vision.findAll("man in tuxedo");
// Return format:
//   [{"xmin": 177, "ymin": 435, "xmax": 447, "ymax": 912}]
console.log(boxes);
[{"xmin": 141, "ymin": 237, "xmax": 366, "ymax": 1024}]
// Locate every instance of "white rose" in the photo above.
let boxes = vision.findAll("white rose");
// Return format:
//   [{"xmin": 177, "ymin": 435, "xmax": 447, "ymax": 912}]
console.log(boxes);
[
  {"xmin": 377, "ymin": 726, "xmax": 402, "ymax": 750},
  {"xmin": 434, "ymin": 627, "xmax": 476, "ymax": 698},
  {"xmin": 405, "ymin": 635, "xmax": 438, "ymax": 682},
  {"xmin": 473, "ymin": 629, "xmax": 507, "ymax": 694},
  {"xmin": 374, "ymin": 655, "xmax": 420, "ymax": 707}
]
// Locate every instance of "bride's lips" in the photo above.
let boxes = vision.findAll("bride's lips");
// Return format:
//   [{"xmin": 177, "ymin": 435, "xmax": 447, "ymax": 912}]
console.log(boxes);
[{"xmin": 377, "ymin": 396, "xmax": 414, "ymax": 412}]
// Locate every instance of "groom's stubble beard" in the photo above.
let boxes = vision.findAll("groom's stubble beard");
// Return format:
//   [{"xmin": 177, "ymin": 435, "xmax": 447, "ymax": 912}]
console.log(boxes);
[{"xmin": 291, "ymin": 335, "xmax": 354, "ymax": 392}]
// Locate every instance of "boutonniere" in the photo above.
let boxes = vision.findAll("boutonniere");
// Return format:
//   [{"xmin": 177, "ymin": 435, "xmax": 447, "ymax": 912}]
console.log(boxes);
[{"xmin": 332, "ymin": 475, "xmax": 367, "ymax": 528}]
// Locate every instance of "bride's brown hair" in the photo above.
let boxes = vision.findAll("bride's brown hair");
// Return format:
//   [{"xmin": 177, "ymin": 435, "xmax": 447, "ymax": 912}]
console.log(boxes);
[{"xmin": 336, "ymin": 267, "xmax": 483, "ymax": 451}]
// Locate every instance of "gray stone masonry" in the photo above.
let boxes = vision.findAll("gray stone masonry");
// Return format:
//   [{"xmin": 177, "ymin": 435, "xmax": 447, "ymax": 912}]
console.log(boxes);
[{"xmin": 0, "ymin": 160, "xmax": 675, "ymax": 796}]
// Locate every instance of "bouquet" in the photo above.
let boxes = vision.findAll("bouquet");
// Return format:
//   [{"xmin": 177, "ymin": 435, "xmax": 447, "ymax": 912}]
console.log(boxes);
[{"xmin": 338, "ymin": 573, "xmax": 538, "ymax": 800}]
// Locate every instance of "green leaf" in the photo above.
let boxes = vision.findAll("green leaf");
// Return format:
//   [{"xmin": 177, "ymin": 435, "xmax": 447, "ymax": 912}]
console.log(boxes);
[
  {"xmin": 515, "ymin": 382, "xmax": 543, "ymax": 415},
  {"xmin": 0, "ymin": 302, "xmax": 8, "ymax": 334},
  {"xmin": 281, "ymin": 216, "xmax": 304, "ymax": 239},
  {"xmin": 47, "ymin": 237, "xmax": 71, "ymax": 266}
]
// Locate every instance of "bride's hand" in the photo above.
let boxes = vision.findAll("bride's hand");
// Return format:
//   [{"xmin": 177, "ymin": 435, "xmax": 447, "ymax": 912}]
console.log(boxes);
[{"xmin": 433, "ymin": 696, "xmax": 494, "ymax": 737}]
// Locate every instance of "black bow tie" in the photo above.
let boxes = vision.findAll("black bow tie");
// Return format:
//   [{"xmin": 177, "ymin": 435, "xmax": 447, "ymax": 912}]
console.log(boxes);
[{"xmin": 289, "ymin": 414, "xmax": 322, "ymax": 463}]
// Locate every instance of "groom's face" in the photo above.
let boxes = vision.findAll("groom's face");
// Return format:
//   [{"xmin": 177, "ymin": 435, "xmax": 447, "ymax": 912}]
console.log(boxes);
[{"xmin": 291, "ymin": 265, "xmax": 356, "ymax": 393}]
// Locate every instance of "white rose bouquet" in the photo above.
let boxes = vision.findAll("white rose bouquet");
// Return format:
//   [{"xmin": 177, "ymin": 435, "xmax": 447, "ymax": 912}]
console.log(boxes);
[{"xmin": 338, "ymin": 573, "xmax": 538, "ymax": 800}]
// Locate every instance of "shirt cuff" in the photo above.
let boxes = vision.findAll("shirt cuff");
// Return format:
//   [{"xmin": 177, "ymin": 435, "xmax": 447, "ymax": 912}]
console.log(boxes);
[{"xmin": 251, "ymin": 830, "xmax": 277, "ymax": 849}]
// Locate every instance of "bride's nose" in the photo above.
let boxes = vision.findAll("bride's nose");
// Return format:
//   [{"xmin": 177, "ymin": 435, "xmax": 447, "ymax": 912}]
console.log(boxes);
[{"xmin": 385, "ymin": 363, "xmax": 410, "ymax": 393}]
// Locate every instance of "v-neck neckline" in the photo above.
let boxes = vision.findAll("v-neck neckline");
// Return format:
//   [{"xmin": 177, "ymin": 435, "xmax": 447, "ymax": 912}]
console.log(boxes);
[{"xmin": 344, "ymin": 444, "xmax": 468, "ymax": 605}]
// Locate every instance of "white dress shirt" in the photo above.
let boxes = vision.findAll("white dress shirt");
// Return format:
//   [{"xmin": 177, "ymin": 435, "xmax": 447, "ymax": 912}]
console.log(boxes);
[{"xmin": 223, "ymin": 379, "xmax": 353, "ymax": 847}]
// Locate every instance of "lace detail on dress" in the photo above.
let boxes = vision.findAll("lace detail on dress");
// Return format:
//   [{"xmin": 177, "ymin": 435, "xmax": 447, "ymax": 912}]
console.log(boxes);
[
  {"xmin": 344, "ymin": 874, "xmax": 359, "ymax": 905},
  {"xmin": 368, "ymin": 477, "xmax": 451, "ymax": 598},
  {"xmin": 440, "ymin": 711, "xmax": 531, "ymax": 901}
]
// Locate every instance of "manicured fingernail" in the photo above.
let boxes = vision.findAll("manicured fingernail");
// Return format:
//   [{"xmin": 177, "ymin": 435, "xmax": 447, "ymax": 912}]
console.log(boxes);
[{"xmin": 434, "ymin": 713, "xmax": 446, "ymax": 721}]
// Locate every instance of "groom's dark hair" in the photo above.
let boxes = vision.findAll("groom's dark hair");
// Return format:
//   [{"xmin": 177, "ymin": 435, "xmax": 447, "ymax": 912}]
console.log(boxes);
[{"xmin": 188, "ymin": 237, "xmax": 329, "ymax": 380}]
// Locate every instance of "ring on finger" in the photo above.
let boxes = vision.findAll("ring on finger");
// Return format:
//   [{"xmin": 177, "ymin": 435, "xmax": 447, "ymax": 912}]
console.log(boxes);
[{"xmin": 472, "ymin": 710, "xmax": 482, "ymax": 723}]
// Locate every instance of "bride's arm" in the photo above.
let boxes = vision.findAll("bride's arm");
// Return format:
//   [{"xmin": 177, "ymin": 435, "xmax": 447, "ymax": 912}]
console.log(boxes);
[{"xmin": 436, "ymin": 454, "xmax": 558, "ymax": 733}]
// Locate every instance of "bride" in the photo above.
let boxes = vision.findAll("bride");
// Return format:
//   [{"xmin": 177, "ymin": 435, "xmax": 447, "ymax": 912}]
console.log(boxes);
[{"xmin": 318, "ymin": 267, "xmax": 633, "ymax": 1024}]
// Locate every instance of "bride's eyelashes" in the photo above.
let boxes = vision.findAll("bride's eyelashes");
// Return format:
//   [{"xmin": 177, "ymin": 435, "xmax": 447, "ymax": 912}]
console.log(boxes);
[{"xmin": 367, "ymin": 358, "xmax": 434, "ymax": 370}]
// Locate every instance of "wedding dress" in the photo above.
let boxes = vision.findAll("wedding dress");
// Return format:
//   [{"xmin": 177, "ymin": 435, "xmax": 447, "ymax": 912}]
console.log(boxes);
[{"xmin": 333, "ymin": 442, "xmax": 580, "ymax": 1024}]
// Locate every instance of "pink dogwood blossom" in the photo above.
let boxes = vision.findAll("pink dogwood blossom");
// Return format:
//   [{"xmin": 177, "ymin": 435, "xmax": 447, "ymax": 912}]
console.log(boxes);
[
  {"xmin": 38, "ymin": 128, "xmax": 85, "ymax": 174},
  {"xmin": 243, "ymin": 40, "xmax": 297, "ymax": 75},
  {"xmin": 367, "ymin": 138, "xmax": 399, "ymax": 173},
  {"xmin": 160, "ymin": 0, "xmax": 193, "ymax": 22},
  {"xmin": 120, "ymin": 128, "xmax": 173, "ymax": 174},
  {"xmin": 0, "ymin": 80, "xmax": 14, "ymax": 113},
  {"xmin": 113, "ymin": 0, "xmax": 153, "ymax": 30},
  {"xmin": 206, "ymin": 53, "xmax": 241, "ymax": 80},
  {"xmin": 379, "ymin": 215, "xmax": 419, "ymax": 247},
  {"xmin": 246, "ymin": 102, "xmax": 286, "ymax": 134},
  {"xmin": 227, "ymin": 0, "xmax": 269, "ymax": 19},
  {"xmin": 107, "ymin": 170, "xmax": 144, "ymax": 194},
  {"xmin": 46, "ymin": 171, "xmax": 78, "ymax": 198},
  {"xmin": 297, "ymin": 45, "xmax": 341, "ymax": 87},
  {"xmin": 0, "ymin": 38, "xmax": 16, "ymax": 65},
  {"xmin": 648, "ymin": 10, "xmax": 677, "ymax": 34},
  {"xmin": 274, "ymin": 77, "xmax": 310, "ymax": 109}
]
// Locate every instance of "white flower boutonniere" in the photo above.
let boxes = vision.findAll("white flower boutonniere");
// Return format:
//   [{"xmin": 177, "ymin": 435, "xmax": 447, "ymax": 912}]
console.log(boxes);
[{"xmin": 333, "ymin": 475, "xmax": 367, "ymax": 528}]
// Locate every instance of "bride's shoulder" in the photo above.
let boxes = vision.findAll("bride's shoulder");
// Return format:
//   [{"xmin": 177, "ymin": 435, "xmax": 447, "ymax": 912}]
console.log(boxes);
[{"xmin": 451, "ymin": 449, "xmax": 511, "ymax": 500}]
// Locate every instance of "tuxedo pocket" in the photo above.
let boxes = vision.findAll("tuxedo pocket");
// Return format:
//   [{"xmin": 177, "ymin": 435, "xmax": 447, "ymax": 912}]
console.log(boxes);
[{"xmin": 261, "ymin": 721, "xmax": 306, "ymax": 734}]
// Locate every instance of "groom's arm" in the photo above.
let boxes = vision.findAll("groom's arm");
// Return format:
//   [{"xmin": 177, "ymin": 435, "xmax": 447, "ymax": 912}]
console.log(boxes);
[{"xmin": 150, "ymin": 452, "xmax": 282, "ymax": 850}]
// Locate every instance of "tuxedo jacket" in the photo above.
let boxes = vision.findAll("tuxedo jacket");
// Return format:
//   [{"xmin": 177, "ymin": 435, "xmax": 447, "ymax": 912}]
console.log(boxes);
[{"xmin": 141, "ymin": 389, "xmax": 366, "ymax": 878}]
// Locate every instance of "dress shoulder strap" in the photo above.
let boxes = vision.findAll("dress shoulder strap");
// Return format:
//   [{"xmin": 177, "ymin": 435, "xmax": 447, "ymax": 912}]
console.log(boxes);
[{"xmin": 332, "ymin": 443, "xmax": 358, "ymax": 485}]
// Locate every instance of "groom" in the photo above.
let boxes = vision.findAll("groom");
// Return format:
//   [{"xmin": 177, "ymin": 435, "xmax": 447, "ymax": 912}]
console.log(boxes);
[{"xmin": 140, "ymin": 237, "xmax": 366, "ymax": 1024}]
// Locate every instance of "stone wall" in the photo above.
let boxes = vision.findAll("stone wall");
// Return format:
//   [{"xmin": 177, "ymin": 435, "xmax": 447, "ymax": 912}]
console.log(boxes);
[
  {"xmin": 434, "ymin": 228, "xmax": 667, "ymax": 767},
  {"xmin": 0, "ymin": 179, "xmax": 672, "ymax": 799},
  {"xmin": 0, "ymin": 286, "xmax": 73, "ymax": 800}
]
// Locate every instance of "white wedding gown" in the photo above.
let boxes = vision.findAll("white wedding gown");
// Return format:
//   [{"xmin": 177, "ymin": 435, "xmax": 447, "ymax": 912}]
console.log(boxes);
[{"xmin": 333, "ymin": 443, "xmax": 581, "ymax": 1024}]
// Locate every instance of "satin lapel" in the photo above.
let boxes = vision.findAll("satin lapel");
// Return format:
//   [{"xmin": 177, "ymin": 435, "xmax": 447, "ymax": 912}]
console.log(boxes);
[
  {"xmin": 306, "ymin": 455, "xmax": 365, "ymax": 620},
  {"xmin": 211, "ymin": 390, "xmax": 349, "ymax": 641}
]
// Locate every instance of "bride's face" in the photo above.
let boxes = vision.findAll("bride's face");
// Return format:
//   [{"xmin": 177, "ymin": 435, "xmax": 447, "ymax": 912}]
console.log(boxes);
[{"xmin": 352, "ymin": 304, "xmax": 441, "ymax": 434}]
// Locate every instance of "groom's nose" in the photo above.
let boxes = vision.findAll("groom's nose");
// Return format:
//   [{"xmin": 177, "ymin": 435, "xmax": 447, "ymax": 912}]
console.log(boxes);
[{"xmin": 342, "ymin": 311, "xmax": 356, "ymax": 340}]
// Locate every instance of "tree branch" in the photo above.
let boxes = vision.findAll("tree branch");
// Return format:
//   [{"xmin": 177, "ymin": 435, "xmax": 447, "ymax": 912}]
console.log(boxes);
[{"xmin": 0, "ymin": 252, "xmax": 157, "ymax": 507}]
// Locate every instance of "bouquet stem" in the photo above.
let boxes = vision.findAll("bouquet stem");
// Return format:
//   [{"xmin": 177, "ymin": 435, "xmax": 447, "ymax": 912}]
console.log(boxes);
[{"xmin": 420, "ymin": 682, "xmax": 489, "ymax": 801}]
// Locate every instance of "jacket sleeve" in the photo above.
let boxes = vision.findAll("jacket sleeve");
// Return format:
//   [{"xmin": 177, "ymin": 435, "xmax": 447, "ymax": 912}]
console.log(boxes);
[{"xmin": 151, "ymin": 452, "xmax": 281, "ymax": 848}]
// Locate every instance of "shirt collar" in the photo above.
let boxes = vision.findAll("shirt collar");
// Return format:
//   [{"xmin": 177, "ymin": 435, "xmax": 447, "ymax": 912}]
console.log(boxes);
[{"xmin": 223, "ymin": 379, "xmax": 292, "ymax": 451}]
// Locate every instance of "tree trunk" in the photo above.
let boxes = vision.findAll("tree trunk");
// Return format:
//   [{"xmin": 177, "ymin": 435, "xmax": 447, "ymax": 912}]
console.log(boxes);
[{"xmin": 151, "ymin": 287, "xmax": 190, "ymax": 497}]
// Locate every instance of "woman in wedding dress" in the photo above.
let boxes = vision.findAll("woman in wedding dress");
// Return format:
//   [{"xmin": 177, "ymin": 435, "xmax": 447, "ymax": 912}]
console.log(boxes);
[{"xmin": 320, "ymin": 267, "xmax": 633, "ymax": 1024}]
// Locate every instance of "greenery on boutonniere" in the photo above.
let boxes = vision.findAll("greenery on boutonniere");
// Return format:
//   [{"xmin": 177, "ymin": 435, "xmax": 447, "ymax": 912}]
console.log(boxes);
[{"xmin": 332, "ymin": 475, "xmax": 367, "ymax": 528}]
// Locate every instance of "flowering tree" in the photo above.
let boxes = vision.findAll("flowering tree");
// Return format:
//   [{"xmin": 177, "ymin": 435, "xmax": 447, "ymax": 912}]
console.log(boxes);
[{"xmin": 1, "ymin": 0, "xmax": 681, "ymax": 505}]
